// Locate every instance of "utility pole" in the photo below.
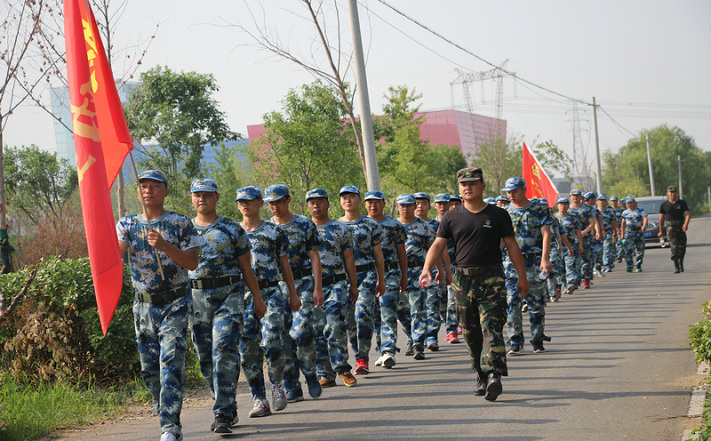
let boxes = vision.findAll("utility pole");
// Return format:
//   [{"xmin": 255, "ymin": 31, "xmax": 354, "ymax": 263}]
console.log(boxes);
[
  {"xmin": 646, "ymin": 133, "xmax": 655, "ymax": 196},
  {"xmin": 347, "ymin": 0, "xmax": 380, "ymax": 191},
  {"xmin": 678, "ymin": 155, "xmax": 683, "ymax": 199},
  {"xmin": 591, "ymin": 97, "xmax": 603, "ymax": 194}
]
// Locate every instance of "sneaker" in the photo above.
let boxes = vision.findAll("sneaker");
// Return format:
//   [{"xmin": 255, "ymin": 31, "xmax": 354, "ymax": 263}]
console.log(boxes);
[
  {"xmin": 413, "ymin": 344, "xmax": 425, "ymax": 360},
  {"xmin": 626, "ymin": 267, "xmax": 632, "ymax": 272},
  {"xmin": 211, "ymin": 413, "xmax": 233, "ymax": 434},
  {"xmin": 338, "ymin": 371, "xmax": 358, "ymax": 387},
  {"xmin": 160, "ymin": 432, "xmax": 183, "ymax": 441},
  {"xmin": 484, "ymin": 372, "xmax": 502, "ymax": 402},
  {"xmin": 381, "ymin": 352, "xmax": 396, "ymax": 369},
  {"xmin": 566, "ymin": 285, "xmax": 575, "ymax": 295},
  {"xmin": 305, "ymin": 375, "xmax": 322, "ymax": 398},
  {"xmin": 532, "ymin": 342, "xmax": 546, "ymax": 353},
  {"xmin": 248, "ymin": 397, "xmax": 272, "ymax": 418},
  {"xmin": 508, "ymin": 344, "xmax": 522, "ymax": 356},
  {"xmin": 271, "ymin": 383, "xmax": 287, "ymax": 411},
  {"xmin": 447, "ymin": 332, "xmax": 460, "ymax": 344},
  {"xmin": 474, "ymin": 375, "xmax": 487, "ymax": 396},
  {"xmin": 634, "ymin": 267, "xmax": 642, "ymax": 272},
  {"xmin": 404, "ymin": 341, "xmax": 414, "ymax": 356},
  {"xmin": 582, "ymin": 279, "xmax": 590, "ymax": 289},
  {"xmin": 427, "ymin": 341, "xmax": 439, "ymax": 351},
  {"xmin": 319, "ymin": 378, "xmax": 337, "ymax": 388},
  {"xmin": 556, "ymin": 287, "xmax": 562, "ymax": 299},
  {"xmin": 549, "ymin": 296, "xmax": 558, "ymax": 303},
  {"xmin": 594, "ymin": 268, "xmax": 604, "ymax": 278},
  {"xmin": 374, "ymin": 354, "xmax": 384, "ymax": 366},
  {"xmin": 354, "ymin": 358, "xmax": 369, "ymax": 375},
  {"xmin": 285, "ymin": 388, "xmax": 304, "ymax": 403},
  {"xmin": 457, "ymin": 326, "xmax": 463, "ymax": 335}
]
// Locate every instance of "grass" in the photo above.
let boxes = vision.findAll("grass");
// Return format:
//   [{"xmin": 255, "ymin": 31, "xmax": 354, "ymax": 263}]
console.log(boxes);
[{"xmin": 0, "ymin": 373, "xmax": 149, "ymax": 441}]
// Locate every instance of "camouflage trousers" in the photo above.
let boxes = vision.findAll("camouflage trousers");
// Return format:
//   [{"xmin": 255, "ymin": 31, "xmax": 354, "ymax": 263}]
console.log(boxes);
[
  {"xmin": 550, "ymin": 247, "xmax": 564, "ymax": 292},
  {"xmin": 374, "ymin": 268, "xmax": 403, "ymax": 355},
  {"xmin": 240, "ymin": 285, "xmax": 289, "ymax": 400},
  {"xmin": 133, "ymin": 292, "xmax": 189, "ymax": 435},
  {"xmin": 666, "ymin": 224, "xmax": 687, "ymax": 262},
  {"xmin": 424, "ymin": 281, "xmax": 442, "ymax": 346},
  {"xmin": 579, "ymin": 236, "xmax": 593, "ymax": 280},
  {"xmin": 563, "ymin": 246, "xmax": 579, "ymax": 287},
  {"xmin": 315, "ymin": 279, "xmax": 352, "ymax": 381},
  {"xmin": 602, "ymin": 231, "xmax": 616, "ymax": 271},
  {"xmin": 190, "ymin": 283, "xmax": 244, "ymax": 417},
  {"xmin": 506, "ymin": 260, "xmax": 548, "ymax": 346},
  {"xmin": 346, "ymin": 269, "xmax": 378, "ymax": 361},
  {"xmin": 616, "ymin": 235, "xmax": 625, "ymax": 260},
  {"xmin": 452, "ymin": 267, "xmax": 508, "ymax": 377},
  {"xmin": 445, "ymin": 285, "xmax": 458, "ymax": 334},
  {"xmin": 592, "ymin": 240, "xmax": 603, "ymax": 273},
  {"xmin": 624, "ymin": 231, "xmax": 645, "ymax": 269},
  {"xmin": 283, "ymin": 276, "xmax": 318, "ymax": 394}
]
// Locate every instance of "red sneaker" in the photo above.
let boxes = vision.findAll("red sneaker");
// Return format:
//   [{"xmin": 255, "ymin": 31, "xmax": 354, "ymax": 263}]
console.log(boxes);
[
  {"xmin": 583, "ymin": 279, "xmax": 590, "ymax": 289},
  {"xmin": 447, "ymin": 332, "xmax": 460, "ymax": 344},
  {"xmin": 354, "ymin": 358, "xmax": 369, "ymax": 375}
]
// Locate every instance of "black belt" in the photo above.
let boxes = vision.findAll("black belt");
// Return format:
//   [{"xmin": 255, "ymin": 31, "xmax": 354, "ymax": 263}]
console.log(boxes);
[
  {"xmin": 384, "ymin": 261, "xmax": 400, "ymax": 271},
  {"xmin": 408, "ymin": 259, "xmax": 425, "ymax": 267},
  {"xmin": 356, "ymin": 262, "xmax": 376, "ymax": 273},
  {"xmin": 668, "ymin": 220, "xmax": 684, "ymax": 226},
  {"xmin": 258, "ymin": 279, "xmax": 281, "ymax": 290},
  {"xmin": 190, "ymin": 275, "xmax": 241, "ymax": 290},
  {"xmin": 522, "ymin": 253, "xmax": 541, "ymax": 260},
  {"xmin": 322, "ymin": 273, "xmax": 347, "ymax": 286},
  {"xmin": 627, "ymin": 226, "xmax": 641, "ymax": 231},
  {"xmin": 136, "ymin": 284, "xmax": 189, "ymax": 306},
  {"xmin": 292, "ymin": 267, "xmax": 312, "ymax": 279},
  {"xmin": 455, "ymin": 264, "xmax": 503, "ymax": 277}
]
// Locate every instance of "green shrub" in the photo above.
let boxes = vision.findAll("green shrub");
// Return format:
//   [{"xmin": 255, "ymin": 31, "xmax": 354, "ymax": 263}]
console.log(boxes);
[
  {"xmin": 0, "ymin": 256, "xmax": 139, "ymax": 383},
  {"xmin": 689, "ymin": 302, "xmax": 711, "ymax": 364}
]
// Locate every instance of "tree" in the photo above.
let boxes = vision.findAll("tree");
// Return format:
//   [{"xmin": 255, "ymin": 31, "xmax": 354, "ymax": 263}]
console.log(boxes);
[
  {"xmin": 207, "ymin": 142, "xmax": 248, "ymax": 221},
  {"xmin": 125, "ymin": 66, "xmax": 238, "ymax": 214},
  {"xmin": 246, "ymin": 81, "xmax": 362, "ymax": 215},
  {"xmin": 603, "ymin": 124, "xmax": 711, "ymax": 215}
]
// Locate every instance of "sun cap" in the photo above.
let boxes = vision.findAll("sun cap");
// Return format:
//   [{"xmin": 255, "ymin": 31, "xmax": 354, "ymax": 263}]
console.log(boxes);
[
  {"xmin": 557, "ymin": 197, "xmax": 570, "ymax": 204},
  {"xmin": 138, "ymin": 169, "xmax": 168, "ymax": 187},
  {"xmin": 305, "ymin": 188, "xmax": 329, "ymax": 201},
  {"xmin": 609, "ymin": 196, "xmax": 619, "ymax": 201},
  {"xmin": 457, "ymin": 167, "xmax": 483, "ymax": 183},
  {"xmin": 413, "ymin": 192, "xmax": 430, "ymax": 201},
  {"xmin": 434, "ymin": 193, "xmax": 450, "ymax": 203},
  {"xmin": 667, "ymin": 186, "xmax": 678, "ymax": 192},
  {"xmin": 339, "ymin": 185, "xmax": 361, "ymax": 196},
  {"xmin": 597, "ymin": 193, "xmax": 607, "ymax": 201},
  {"xmin": 235, "ymin": 186, "xmax": 262, "ymax": 201},
  {"xmin": 626, "ymin": 196, "xmax": 636, "ymax": 202},
  {"xmin": 484, "ymin": 197, "xmax": 496, "ymax": 204},
  {"xmin": 569, "ymin": 189, "xmax": 582, "ymax": 196},
  {"xmin": 264, "ymin": 184, "xmax": 290, "ymax": 202},
  {"xmin": 364, "ymin": 191, "xmax": 385, "ymax": 201},
  {"xmin": 501, "ymin": 177, "xmax": 526, "ymax": 192},
  {"xmin": 190, "ymin": 178, "xmax": 217, "ymax": 193},
  {"xmin": 396, "ymin": 193, "xmax": 416, "ymax": 205},
  {"xmin": 583, "ymin": 192, "xmax": 596, "ymax": 201},
  {"xmin": 449, "ymin": 194, "xmax": 461, "ymax": 202}
]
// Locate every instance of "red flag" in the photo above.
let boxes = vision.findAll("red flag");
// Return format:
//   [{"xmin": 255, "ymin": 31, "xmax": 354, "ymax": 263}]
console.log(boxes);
[
  {"xmin": 522, "ymin": 142, "xmax": 558, "ymax": 208},
  {"xmin": 64, "ymin": 0, "xmax": 132, "ymax": 335}
]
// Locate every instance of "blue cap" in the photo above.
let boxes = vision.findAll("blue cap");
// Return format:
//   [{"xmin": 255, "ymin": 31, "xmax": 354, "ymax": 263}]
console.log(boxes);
[
  {"xmin": 434, "ymin": 193, "xmax": 450, "ymax": 203},
  {"xmin": 305, "ymin": 188, "xmax": 329, "ymax": 201},
  {"xmin": 339, "ymin": 185, "xmax": 360, "ymax": 196},
  {"xmin": 501, "ymin": 177, "xmax": 526, "ymax": 192},
  {"xmin": 497, "ymin": 195, "xmax": 510, "ymax": 202},
  {"xmin": 364, "ymin": 191, "xmax": 385, "ymax": 201},
  {"xmin": 190, "ymin": 178, "xmax": 218, "ymax": 193},
  {"xmin": 539, "ymin": 198, "xmax": 549, "ymax": 205},
  {"xmin": 609, "ymin": 196, "xmax": 619, "ymax": 201},
  {"xmin": 626, "ymin": 196, "xmax": 636, "ymax": 202},
  {"xmin": 235, "ymin": 186, "xmax": 262, "ymax": 201},
  {"xmin": 557, "ymin": 197, "xmax": 570, "ymax": 204},
  {"xmin": 597, "ymin": 193, "xmax": 607, "ymax": 201},
  {"xmin": 449, "ymin": 194, "xmax": 461, "ymax": 202},
  {"xmin": 396, "ymin": 193, "xmax": 416, "ymax": 205},
  {"xmin": 264, "ymin": 184, "xmax": 290, "ymax": 202},
  {"xmin": 484, "ymin": 197, "xmax": 496, "ymax": 204},
  {"xmin": 413, "ymin": 192, "xmax": 430, "ymax": 201},
  {"xmin": 138, "ymin": 169, "xmax": 168, "ymax": 187},
  {"xmin": 569, "ymin": 189, "xmax": 582, "ymax": 196},
  {"xmin": 583, "ymin": 192, "xmax": 596, "ymax": 201}
]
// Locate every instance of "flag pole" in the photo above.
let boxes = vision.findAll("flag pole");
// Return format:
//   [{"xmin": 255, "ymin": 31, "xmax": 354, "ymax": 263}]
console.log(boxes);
[{"xmin": 128, "ymin": 152, "xmax": 166, "ymax": 281}]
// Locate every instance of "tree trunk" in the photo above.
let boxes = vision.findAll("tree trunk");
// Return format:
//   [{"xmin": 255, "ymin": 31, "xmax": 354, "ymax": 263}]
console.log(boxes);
[{"xmin": 0, "ymin": 123, "xmax": 7, "ymax": 230}]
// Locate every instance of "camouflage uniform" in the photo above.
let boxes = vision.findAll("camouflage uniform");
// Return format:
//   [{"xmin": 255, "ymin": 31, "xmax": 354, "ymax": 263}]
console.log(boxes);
[
  {"xmin": 621, "ymin": 206, "xmax": 647, "ymax": 270},
  {"xmin": 547, "ymin": 215, "xmax": 564, "ymax": 299},
  {"xmin": 313, "ymin": 220, "xmax": 354, "ymax": 382},
  {"xmin": 271, "ymin": 214, "xmax": 321, "ymax": 396},
  {"xmin": 589, "ymin": 205, "xmax": 603, "ymax": 276},
  {"xmin": 445, "ymin": 229, "xmax": 459, "ymax": 336},
  {"xmin": 339, "ymin": 215, "xmax": 383, "ymax": 363},
  {"xmin": 117, "ymin": 211, "xmax": 202, "ymax": 436},
  {"xmin": 239, "ymin": 221, "xmax": 291, "ymax": 401},
  {"xmin": 503, "ymin": 199, "xmax": 553, "ymax": 347},
  {"xmin": 599, "ymin": 205, "xmax": 617, "ymax": 271},
  {"xmin": 570, "ymin": 203, "xmax": 594, "ymax": 283},
  {"xmin": 555, "ymin": 211, "xmax": 582, "ymax": 289},
  {"xmin": 614, "ymin": 204, "xmax": 625, "ymax": 261},
  {"xmin": 399, "ymin": 217, "xmax": 436, "ymax": 351},
  {"xmin": 189, "ymin": 217, "xmax": 250, "ymax": 420},
  {"xmin": 425, "ymin": 217, "xmax": 443, "ymax": 347}
]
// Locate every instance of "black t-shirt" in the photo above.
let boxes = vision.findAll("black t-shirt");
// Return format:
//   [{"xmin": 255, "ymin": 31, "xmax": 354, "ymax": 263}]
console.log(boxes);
[
  {"xmin": 437, "ymin": 204, "xmax": 514, "ymax": 267},
  {"xmin": 659, "ymin": 199, "xmax": 689, "ymax": 221}
]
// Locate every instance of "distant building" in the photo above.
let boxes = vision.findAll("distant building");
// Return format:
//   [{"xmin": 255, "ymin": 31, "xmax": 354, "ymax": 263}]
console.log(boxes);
[{"xmin": 246, "ymin": 109, "xmax": 506, "ymax": 164}]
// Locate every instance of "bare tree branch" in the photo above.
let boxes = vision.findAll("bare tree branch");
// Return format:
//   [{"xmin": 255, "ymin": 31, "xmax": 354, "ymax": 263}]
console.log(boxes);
[{"xmin": 0, "ymin": 267, "xmax": 38, "ymax": 325}]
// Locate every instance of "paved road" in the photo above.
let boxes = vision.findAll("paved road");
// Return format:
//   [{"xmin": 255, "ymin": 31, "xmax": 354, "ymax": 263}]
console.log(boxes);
[{"xmin": 60, "ymin": 215, "xmax": 711, "ymax": 441}]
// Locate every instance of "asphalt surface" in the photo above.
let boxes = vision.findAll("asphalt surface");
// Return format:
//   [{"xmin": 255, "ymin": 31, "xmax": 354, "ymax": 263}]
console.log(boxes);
[{"xmin": 59, "ymin": 215, "xmax": 711, "ymax": 441}]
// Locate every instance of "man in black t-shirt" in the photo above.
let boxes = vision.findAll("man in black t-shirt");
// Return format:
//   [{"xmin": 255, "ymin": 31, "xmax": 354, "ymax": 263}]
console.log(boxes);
[
  {"xmin": 658, "ymin": 186, "xmax": 690, "ymax": 273},
  {"xmin": 420, "ymin": 167, "xmax": 528, "ymax": 403}
]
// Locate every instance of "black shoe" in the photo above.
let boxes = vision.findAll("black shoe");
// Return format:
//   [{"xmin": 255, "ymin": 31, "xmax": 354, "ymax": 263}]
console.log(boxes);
[
  {"xmin": 404, "ymin": 341, "xmax": 414, "ymax": 356},
  {"xmin": 680, "ymin": 261, "xmax": 685, "ymax": 272},
  {"xmin": 485, "ymin": 372, "xmax": 502, "ymax": 402},
  {"xmin": 532, "ymin": 342, "xmax": 546, "ymax": 353},
  {"xmin": 474, "ymin": 375, "xmax": 487, "ymax": 396},
  {"xmin": 507, "ymin": 343, "xmax": 522, "ymax": 356},
  {"xmin": 211, "ymin": 413, "xmax": 233, "ymax": 434},
  {"xmin": 413, "ymin": 345, "xmax": 425, "ymax": 360}
]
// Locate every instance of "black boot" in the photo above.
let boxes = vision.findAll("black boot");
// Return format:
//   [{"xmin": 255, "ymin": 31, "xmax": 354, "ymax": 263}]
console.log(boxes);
[
  {"xmin": 679, "ymin": 257, "xmax": 685, "ymax": 272},
  {"xmin": 673, "ymin": 258, "xmax": 680, "ymax": 273}
]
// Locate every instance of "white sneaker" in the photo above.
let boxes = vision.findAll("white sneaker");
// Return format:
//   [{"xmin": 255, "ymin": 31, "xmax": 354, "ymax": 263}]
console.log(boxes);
[
  {"xmin": 381, "ymin": 352, "xmax": 396, "ymax": 369},
  {"xmin": 272, "ymin": 383, "xmax": 287, "ymax": 411},
  {"xmin": 374, "ymin": 354, "xmax": 385, "ymax": 366},
  {"xmin": 160, "ymin": 432, "xmax": 182, "ymax": 441},
  {"xmin": 248, "ymin": 397, "xmax": 272, "ymax": 418}
]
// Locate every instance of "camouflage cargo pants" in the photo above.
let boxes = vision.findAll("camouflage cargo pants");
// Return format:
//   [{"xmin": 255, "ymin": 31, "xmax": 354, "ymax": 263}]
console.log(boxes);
[
  {"xmin": 624, "ymin": 231, "xmax": 645, "ymax": 269},
  {"xmin": 283, "ymin": 276, "xmax": 318, "ymax": 394},
  {"xmin": 666, "ymin": 224, "xmax": 687, "ymax": 262},
  {"xmin": 346, "ymin": 269, "xmax": 378, "ymax": 361},
  {"xmin": 506, "ymin": 259, "xmax": 548, "ymax": 346},
  {"xmin": 315, "ymin": 279, "xmax": 352, "ymax": 381}
]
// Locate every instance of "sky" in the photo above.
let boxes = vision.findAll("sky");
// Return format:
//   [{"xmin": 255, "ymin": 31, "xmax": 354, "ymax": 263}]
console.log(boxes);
[{"xmin": 5, "ymin": 0, "xmax": 711, "ymax": 173}]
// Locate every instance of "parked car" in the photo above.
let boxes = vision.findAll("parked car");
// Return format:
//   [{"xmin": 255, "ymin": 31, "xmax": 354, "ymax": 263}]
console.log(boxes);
[{"xmin": 633, "ymin": 196, "xmax": 668, "ymax": 248}]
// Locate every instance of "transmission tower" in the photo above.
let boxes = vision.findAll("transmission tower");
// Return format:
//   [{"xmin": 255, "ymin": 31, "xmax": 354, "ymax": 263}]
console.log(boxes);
[{"xmin": 566, "ymin": 101, "xmax": 592, "ymax": 190}]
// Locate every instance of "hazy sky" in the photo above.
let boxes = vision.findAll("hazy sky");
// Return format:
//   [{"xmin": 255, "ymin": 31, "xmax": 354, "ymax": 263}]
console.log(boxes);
[{"xmin": 5, "ymin": 0, "xmax": 711, "ymax": 170}]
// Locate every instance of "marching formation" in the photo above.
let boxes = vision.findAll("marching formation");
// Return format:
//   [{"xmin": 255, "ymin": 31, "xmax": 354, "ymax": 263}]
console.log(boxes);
[{"xmin": 116, "ymin": 168, "xmax": 691, "ymax": 441}]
